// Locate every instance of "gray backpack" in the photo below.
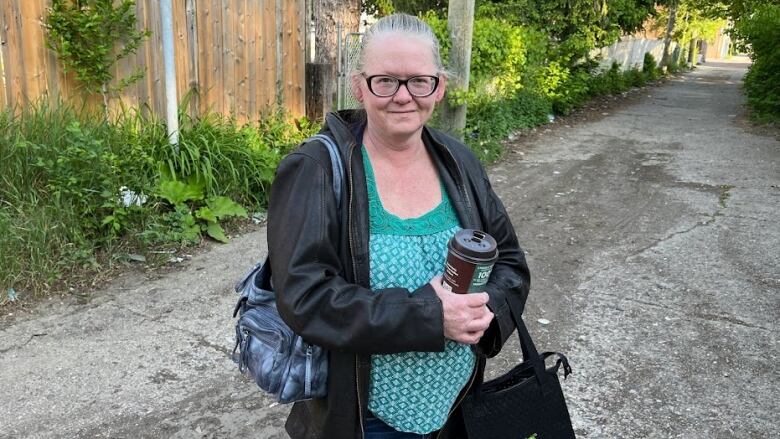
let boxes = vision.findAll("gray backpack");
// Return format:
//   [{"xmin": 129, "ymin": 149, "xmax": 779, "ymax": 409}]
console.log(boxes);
[{"xmin": 231, "ymin": 133, "xmax": 343, "ymax": 403}]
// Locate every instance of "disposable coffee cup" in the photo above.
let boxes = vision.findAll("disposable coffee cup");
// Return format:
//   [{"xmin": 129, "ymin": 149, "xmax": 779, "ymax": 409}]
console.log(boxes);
[{"xmin": 442, "ymin": 229, "xmax": 498, "ymax": 294}]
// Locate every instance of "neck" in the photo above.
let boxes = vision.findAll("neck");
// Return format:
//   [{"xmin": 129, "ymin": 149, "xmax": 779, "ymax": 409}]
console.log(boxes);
[{"xmin": 364, "ymin": 126, "xmax": 426, "ymax": 166}]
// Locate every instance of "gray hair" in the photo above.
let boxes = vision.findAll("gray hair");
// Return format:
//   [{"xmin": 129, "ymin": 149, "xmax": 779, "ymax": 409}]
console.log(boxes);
[{"xmin": 355, "ymin": 13, "xmax": 446, "ymax": 74}]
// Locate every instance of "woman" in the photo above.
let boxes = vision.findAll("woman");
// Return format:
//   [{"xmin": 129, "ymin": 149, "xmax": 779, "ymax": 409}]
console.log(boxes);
[{"xmin": 267, "ymin": 13, "xmax": 529, "ymax": 439}]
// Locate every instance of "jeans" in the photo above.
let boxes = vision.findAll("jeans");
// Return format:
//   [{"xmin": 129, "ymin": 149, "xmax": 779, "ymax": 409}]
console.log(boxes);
[{"xmin": 363, "ymin": 415, "xmax": 436, "ymax": 439}]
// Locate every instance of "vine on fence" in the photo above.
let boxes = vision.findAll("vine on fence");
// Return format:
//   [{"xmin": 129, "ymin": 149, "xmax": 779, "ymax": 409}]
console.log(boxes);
[{"xmin": 44, "ymin": 0, "xmax": 150, "ymax": 113}]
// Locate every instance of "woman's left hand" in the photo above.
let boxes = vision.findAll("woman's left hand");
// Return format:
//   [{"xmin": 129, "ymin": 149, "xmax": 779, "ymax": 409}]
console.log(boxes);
[{"xmin": 429, "ymin": 276, "xmax": 494, "ymax": 344}]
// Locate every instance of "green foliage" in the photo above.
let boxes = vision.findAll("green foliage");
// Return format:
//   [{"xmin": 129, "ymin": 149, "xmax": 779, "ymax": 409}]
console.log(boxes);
[
  {"xmin": 733, "ymin": 3, "xmax": 780, "ymax": 122},
  {"xmin": 156, "ymin": 176, "xmax": 248, "ymax": 244},
  {"xmin": 643, "ymin": 53, "xmax": 661, "ymax": 80},
  {"xmin": 0, "ymin": 99, "xmax": 315, "ymax": 301},
  {"xmin": 44, "ymin": 0, "xmax": 150, "ymax": 96},
  {"xmin": 441, "ymin": 90, "xmax": 551, "ymax": 162},
  {"xmin": 476, "ymin": 0, "xmax": 656, "ymax": 68},
  {"xmin": 361, "ymin": 0, "xmax": 445, "ymax": 16}
]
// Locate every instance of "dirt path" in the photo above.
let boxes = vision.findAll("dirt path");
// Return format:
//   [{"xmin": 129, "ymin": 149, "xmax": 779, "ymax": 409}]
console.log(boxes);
[{"xmin": 2, "ymin": 58, "xmax": 777, "ymax": 438}]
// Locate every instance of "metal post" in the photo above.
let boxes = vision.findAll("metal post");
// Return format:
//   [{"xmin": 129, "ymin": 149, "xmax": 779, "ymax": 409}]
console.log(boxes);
[
  {"xmin": 336, "ymin": 22, "xmax": 343, "ymax": 110},
  {"xmin": 160, "ymin": 0, "xmax": 179, "ymax": 149}
]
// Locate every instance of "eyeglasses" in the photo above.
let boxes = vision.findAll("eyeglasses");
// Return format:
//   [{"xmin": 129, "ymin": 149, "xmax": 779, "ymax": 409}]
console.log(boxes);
[{"xmin": 362, "ymin": 73, "xmax": 440, "ymax": 98}]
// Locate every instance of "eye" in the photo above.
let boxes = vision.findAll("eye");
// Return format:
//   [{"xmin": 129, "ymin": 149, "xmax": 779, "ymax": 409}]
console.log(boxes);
[
  {"xmin": 374, "ymin": 76, "xmax": 396, "ymax": 85},
  {"xmin": 409, "ymin": 77, "xmax": 433, "ymax": 86}
]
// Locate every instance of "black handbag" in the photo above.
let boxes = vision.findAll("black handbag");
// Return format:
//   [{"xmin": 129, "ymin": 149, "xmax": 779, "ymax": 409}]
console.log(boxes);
[{"xmin": 461, "ymin": 294, "xmax": 575, "ymax": 439}]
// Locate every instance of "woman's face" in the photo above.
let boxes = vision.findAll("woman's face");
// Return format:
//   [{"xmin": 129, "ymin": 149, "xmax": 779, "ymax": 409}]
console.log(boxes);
[{"xmin": 353, "ymin": 34, "xmax": 446, "ymax": 141}]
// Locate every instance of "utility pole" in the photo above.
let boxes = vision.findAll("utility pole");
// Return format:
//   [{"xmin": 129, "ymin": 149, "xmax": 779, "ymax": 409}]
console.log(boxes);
[{"xmin": 441, "ymin": 0, "xmax": 475, "ymax": 140}]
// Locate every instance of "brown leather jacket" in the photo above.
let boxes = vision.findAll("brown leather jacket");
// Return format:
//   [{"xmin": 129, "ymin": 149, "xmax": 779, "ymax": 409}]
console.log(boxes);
[{"xmin": 267, "ymin": 110, "xmax": 530, "ymax": 439}]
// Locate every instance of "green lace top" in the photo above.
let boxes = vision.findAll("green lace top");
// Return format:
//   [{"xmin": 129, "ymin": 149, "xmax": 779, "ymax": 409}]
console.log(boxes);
[{"xmin": 362, "ymin": 146, "xmax": 476, "ymax": 434}]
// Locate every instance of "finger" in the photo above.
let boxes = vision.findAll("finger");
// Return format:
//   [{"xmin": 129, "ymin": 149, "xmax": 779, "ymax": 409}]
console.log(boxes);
[
  {"xmin": 466, "ymin": 313, "xmax": 493, "ymax": 332},
  {"xmin": 464, "ymin": 292, "xmax": 489, "ymax": 307},
  {"xmin": 463, "ymin": 331, "xmax": 484, "ymax": 345}
]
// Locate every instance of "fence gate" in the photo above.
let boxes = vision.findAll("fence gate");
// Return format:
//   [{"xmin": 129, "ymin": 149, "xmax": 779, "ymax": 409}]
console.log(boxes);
[{"xmin": 337, "ymin": 29, "xmax": 363, "ymax": 110}]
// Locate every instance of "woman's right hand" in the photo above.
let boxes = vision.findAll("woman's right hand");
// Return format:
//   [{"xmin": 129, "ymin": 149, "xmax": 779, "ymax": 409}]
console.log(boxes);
[{"xmin": 429, "ymin": 276, "xmax": 494, "ymax": 345}]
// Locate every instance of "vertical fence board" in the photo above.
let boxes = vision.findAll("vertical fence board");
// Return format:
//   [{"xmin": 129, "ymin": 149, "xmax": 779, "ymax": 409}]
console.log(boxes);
[
  {"xmin": 5, "ymin": 1, "xmax": 26, "ymax": 108},
  {"xmin": 134, "ymin": 0, "xmax": 151, "ymax": 115},
  {"xmin": 286, "ymin": 0, "xmax": 304, "ymax": 116},
  {"xmin": 185, "ymin": 0, "xmax": 199, "ymax": 117},
  {"xmin": 196, "ymin": 0, "xmax": 210, "ymax": 115},
  {"xmin": 172, "ymin": 0, "xmax": 190, "ymax": 115},
  {"xmin": 222, "ymin": 0, "xmax": 236, "ymax": 117},
  {"xmin": 0, "ymin": 0, "xmax": 13, "ymax": 109},
  {"xmin": 148, "ymin": 1, "xmax": 165, "ymax": 116},
  {"xmin": 208, "ymin": 0, "xmax": 224, "ymax": 116},
  {"xmin": 263, "ymin": 0, "xmax": 277, "ymax": 111},
  {"xmin": 246, "ymin": 0, "xmax": 258, "ymax": 119},
  {"xmin": 235, "ymin": 0, "xmax": 249, "ymax": 122},
  {"xmin": 19, "ymin": 1, "xmax": 41, "ymax": 103}
]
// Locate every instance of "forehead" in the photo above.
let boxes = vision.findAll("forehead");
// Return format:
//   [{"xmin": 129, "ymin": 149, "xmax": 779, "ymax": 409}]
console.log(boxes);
[{"xmin": 363, "ymin": 33, "xmax": 438, "ymax": 75}]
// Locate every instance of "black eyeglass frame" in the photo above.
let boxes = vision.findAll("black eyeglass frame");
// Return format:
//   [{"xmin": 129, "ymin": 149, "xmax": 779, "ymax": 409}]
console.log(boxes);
[{"xmin": 361, "ymin": 73, "xmax": 440, "ymax": 98}]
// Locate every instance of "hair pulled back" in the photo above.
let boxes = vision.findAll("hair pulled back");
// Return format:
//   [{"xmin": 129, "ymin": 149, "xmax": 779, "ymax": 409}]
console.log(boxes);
[{"xmin": 355, "ymin": 13, "xmax": 445, "ymax": 74}]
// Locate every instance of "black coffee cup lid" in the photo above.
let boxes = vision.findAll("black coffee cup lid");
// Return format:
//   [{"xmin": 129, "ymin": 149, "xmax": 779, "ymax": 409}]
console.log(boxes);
[{"xmin": 450, "ymin": 229, "xmax": 498, "ymax": 261}]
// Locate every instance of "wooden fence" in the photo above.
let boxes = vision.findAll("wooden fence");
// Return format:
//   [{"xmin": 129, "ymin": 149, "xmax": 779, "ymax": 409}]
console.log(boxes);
[{"xmin": 0, "ymin": 0, "xmax": 306, "ymax": 123}]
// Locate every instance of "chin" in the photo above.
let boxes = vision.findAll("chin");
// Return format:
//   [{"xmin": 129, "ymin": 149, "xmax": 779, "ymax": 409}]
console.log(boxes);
[{"xmin": 385, "ymin": 113, "xmax": 426, "ymax": 132}]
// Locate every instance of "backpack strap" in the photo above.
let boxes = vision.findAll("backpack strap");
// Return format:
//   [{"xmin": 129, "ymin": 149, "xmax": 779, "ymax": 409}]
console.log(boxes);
[{"xmin": 308, "ymin": 133, "xmax": 344, "ymax": 213}]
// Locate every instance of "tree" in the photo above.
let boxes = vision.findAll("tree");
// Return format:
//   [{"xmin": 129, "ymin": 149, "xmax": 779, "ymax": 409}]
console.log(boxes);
[
  {"xmin": 313, "ymin": 0, "xmax": 361, "ymax": 111},
  {"xmin": 660, "ymin": 0, "xmax": 680, "ymax": 68}
]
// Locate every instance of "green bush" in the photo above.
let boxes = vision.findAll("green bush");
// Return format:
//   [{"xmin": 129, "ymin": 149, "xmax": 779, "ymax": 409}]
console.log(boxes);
[
  {"xmin": 463, "ymin": 90, "xmax": 552, "ymax": 162},
  {"xmin": 734, "ymin": 3, "xmax": 780, "ymax": 122},
  {"xmin": 643, "ymin": 52, "xmax": 661, "ymax": 80},
  {"xmin": 0, "ymin": 100, "xmax": 315, "ymax": 302}
]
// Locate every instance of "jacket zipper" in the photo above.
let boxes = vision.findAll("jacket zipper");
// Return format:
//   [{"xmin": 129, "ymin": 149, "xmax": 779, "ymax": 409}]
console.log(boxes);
[
  {"xmin": 439, "ymin": 143, "xmax": 475, "ymax": 227},
  {"xmin": 435, "ymin": 359, "xmax": 479, "ymax": 439},
  {"xmin": 345, "ymin": 141, "xmax": 365, "ymax": 438}
]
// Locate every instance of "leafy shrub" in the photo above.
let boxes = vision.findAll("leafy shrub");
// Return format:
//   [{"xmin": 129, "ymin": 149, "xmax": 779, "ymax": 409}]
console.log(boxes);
[
  {"xmin": 461, "ymin": 90, "xmax": 552, "ymax": 162},
  {"xmin": 734, "ymin": 3, "xmax": 780, "ymax": 122},
  {"xmin": 643, "ymin": 52, "xmax": 661, "ymax": 80}
]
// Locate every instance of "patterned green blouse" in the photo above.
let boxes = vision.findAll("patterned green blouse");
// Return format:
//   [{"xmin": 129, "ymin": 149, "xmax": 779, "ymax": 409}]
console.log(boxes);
[{"xmin": 362, "ymin": 146, "xmax": 476, "ymax": 434}]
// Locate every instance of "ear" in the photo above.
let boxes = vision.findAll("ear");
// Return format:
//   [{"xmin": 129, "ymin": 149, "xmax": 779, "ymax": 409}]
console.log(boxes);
[
  {"xmin": 350, "ymin": 73, "xmax": 364, "ymax": 102},
  {"xmin": 435, "ymin": 75, "xmax": 447, "ymax": 103}
]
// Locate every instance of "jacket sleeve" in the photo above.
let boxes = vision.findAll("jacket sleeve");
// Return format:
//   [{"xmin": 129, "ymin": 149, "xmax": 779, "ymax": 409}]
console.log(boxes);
[
  {"xmin": 266, "ymin": 150, "xmax": 446, "ymax": 354},
  {"xmin": 474, "ymin": 166, "xmax": 531, "ymax": 358}
]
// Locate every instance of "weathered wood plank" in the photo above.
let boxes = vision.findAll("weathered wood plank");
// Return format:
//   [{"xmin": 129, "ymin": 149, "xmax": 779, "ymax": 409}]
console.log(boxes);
[
  {"xmin": 262, "ymin": 0, "xmax": 277, "ymax": 112},
  {"xmin": 147, "ymin": 0, "xmax": 165, "ymax": 116},
  {"xmin": 185, "ymin": 0, "xmax": 199, "ymax": 117},
  {"xmin": 235, "ymin": 0, "xmax": 249, "ymax": 123},
  {"xmin": 172, "ymin": 0, "xmax": 189, "ymax": 115},
  {"xmin": 0, "ymin": 0, "xmax": 14, "ymax": 109},
  {"xmin": 5, "ymin": 0, "xmax": 26, "ymax": 108},
  {"xmin": 207, "ymin": 0, "xmax": 224, "ymax": 115},
  {"xmin": 246, "ymin": 0, "xmax": 259, "ymax": 120}
]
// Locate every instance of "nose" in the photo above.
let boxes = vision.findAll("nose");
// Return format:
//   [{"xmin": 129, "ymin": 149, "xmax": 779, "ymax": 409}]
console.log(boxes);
[{"xmin": 392, "ymin": 82, "xmax": 413, "ymax": 103}]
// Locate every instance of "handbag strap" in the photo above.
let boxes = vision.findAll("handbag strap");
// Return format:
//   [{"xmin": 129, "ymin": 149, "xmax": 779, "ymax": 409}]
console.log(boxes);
[
  {"xmin": 470, "ymin": 294, "xmax": 557, "ymax": 399},
  {"xmin": 233, "ymin": 132, "xmax": 345, "ymax": 301},
  {"xmin": 505, "ymin": 293, "xmax": 549, "ymax": 384},
  {"xmin": 309, "ymin": 133, "xmax": 345, "ymax": 213}
]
